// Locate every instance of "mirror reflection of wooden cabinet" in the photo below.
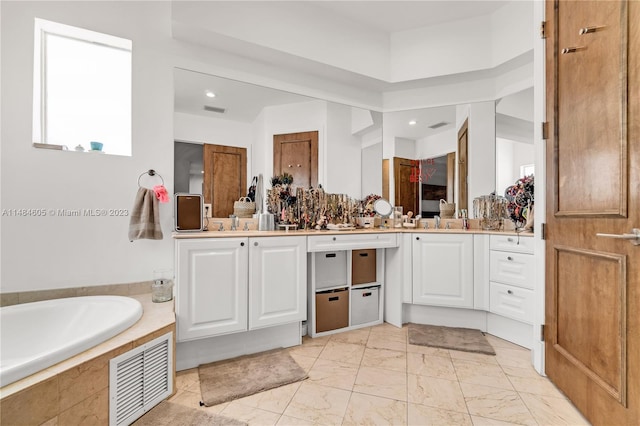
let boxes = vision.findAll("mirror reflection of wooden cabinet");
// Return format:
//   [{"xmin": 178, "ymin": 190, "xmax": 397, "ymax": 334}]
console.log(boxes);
[
  {"xmin": 457, "ymin": 118, "xmax": 469, "ymax": 211},
  {"xmin": 273, "ymin": 131, "xmax": 318, "ymax": 189},
  {"xmin": 203, "ymin": 144, "xmax": 247, "ymax": 217}
]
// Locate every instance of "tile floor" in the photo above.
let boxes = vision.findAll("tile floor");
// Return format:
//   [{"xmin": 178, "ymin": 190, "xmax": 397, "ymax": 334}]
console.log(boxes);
[{"xmin": 164, "ymin": 324, "xmax": 591, "ymax": 425}]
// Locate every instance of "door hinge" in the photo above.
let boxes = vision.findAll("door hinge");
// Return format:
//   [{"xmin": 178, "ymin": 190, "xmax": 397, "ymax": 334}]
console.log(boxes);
[
  {"xmin": 540, "ymin": 324, "xmax": 546, "ymax": 342},
  {"xmin": 541, "ymin": 223, "xmax": 546, "ymax": 240},
  {"xmin": 540, "ymin": 21, "xmax": 547, "ymax": 39},
  {"xmin": 541, "ymin": 122, "xmax": 549, "ymax": 140}
]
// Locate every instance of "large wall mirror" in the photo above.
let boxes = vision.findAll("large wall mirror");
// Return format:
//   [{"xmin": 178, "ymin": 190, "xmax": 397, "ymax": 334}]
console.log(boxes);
[
  {"xmin": 174, "ymin": 68, "xmax": 383, "ymax": 217},
  {"xmin": 382, "ymin": 88, "xmax": 533, "ymax": 218}
]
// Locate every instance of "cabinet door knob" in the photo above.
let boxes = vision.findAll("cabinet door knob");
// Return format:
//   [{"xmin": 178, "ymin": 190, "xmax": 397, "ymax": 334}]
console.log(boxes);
[
  {"xmin": 254, "ymin": 242, "xmax": 258, "ymax": 246},
  {"xmin": 240, "ymin": 242, "xmax": 245, "ymax": 246},
  {"xmin": 507, "ymin": 289, "xmax": 513, "ymax": 295},
  {"xmin": 507, "ymin": 256, "xmax": 513, "ymax": 261},
  {"xmin": 416, "ymin": 237, "xmax": 420, "ymax": 240},
  {"xmin": 332, "ymin": 237, "xmax": 336, "ymax": 241}
]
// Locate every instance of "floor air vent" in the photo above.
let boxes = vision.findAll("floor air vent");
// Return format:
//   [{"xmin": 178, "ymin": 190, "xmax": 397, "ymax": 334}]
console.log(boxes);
[{"xmin": 109, "ymin": 332, "xmax": 173, "ymax": 426}]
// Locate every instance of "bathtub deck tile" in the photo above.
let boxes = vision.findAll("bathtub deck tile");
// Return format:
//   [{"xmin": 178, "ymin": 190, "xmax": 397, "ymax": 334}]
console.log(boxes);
[
  {"xmin": 0, "ymin": 376, "xmax": 59, "ymax": 426},
  {"xmin": 58, "ymin": 387, "xmax": 109, "ymax": 426}
]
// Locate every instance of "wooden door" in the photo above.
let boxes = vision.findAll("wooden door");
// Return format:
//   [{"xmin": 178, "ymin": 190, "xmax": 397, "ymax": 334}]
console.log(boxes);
[
  {"xmin": 545, "ymin": 1, "xmax": 639, "ymax": 424},
  {"xmin": 203, "ymin": 144, "xmax": 247, "ymax": 218},
  {"xmin": 457, "ymin": 119, "xmax": 468, "ymax": 211},
  {"xmin": 273, "ymin": 131, "xmax": 318, "ymax": 189},
  {"xmin": 393, "ymin": 157, "xmax": 419, "ymax": 215}
]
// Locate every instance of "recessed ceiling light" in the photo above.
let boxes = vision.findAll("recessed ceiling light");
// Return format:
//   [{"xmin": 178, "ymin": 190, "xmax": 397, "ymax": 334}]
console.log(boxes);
[
  {"xmin": 409, "ymin": 120, "xmax": 417, "ymax": 125},
  {"xmin": 205, "ymin": 91, "xmax": 216, "ymax": 98}
]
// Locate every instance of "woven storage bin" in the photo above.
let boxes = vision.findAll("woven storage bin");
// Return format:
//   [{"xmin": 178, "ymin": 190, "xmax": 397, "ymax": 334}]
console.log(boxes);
[
  {"xmin": 233, "ymin": 197, "xmax": 256, "ymax": 218},
  {"xmin": 439, "ymin": 199, "xmax": 456, "ymax": 219}
]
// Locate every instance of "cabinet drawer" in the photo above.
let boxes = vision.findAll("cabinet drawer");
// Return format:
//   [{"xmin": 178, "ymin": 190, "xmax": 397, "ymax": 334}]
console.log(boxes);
[
  {"xmin": 307, "ymin": 232, "xmax": 398, "ymax": 252},
  {"xmin": 490, "ymin": 234, "xmax": 534, "ymax": 254},
  {"xmin": 489, "ymin": 282, "xmax": 534, "ymax": 324},
  {"xmin": 490, "ymin": 250, "xmax": 534, "ymax": 289}
]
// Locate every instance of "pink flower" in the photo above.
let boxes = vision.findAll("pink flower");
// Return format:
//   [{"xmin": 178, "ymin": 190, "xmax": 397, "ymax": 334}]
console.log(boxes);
[{"xmin": 153, "ymin": 185, "xmax": 170, "ymax": 203}]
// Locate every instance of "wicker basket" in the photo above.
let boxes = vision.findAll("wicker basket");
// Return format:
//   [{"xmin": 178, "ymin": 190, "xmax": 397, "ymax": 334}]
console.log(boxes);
[
  {"xmin": 439, "ymin": 199, "xmax": 456, "ymax": 219},
  {"xmin": 233, "ymin": 197, "xmax": 256, "ymax": 218}
]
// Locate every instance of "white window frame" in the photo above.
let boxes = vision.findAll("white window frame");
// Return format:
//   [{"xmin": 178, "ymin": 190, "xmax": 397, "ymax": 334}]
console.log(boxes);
[{"xmin": 32, "ymin": 18, "xmax": 132, "ymax": 153}]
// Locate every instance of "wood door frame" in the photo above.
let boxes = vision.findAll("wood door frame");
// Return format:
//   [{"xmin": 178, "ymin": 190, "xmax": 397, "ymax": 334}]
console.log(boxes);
[
  {"xmin": 273, "ymin": 131, "xmax": 318, "ymax": 188},
  {"xmin": 457, "ymin": 119, "xmax": 469, "ymax": 211}
]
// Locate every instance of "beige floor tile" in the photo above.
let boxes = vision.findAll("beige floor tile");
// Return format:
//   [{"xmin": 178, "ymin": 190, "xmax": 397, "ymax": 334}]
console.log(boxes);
[
  {"xmin": 282, "ymin": 382, "xmax": 350, "ymax": 424},
  {"xmin": 233, "ymin": 382, "xmax": 301, "ymax": 414},
  {"xmin": 519, "ymin": 392, "xmax": 590, "ymax": 425},
  {"xmin": 318, "ymin": 340, "xmax": 366, "ymax": 365},
  {"xmin": 406, "ymin": 343, "xmax": 451, "ymax": 358},
  {"xmin": 495, "ymin": 348, "xmax": 533, "ymax": 369},
  {"xmin": 168, "ymin": 389, "xmax": 229, "ymax": 414},
  {"xmin": 343, "ymin": 392, "xmax": 407, "ymax": 425},
  {"xmin": 367, "ymin": 331, "xmax": 407, "ymax": 352},
  {"xmin": 470, "ymin": 415, "xmax": 524, "ymax": 425},
  {"xmin": 502, "ymin": 366, "xmax": 566, "ymax": 398},
  {"xmin": 221, "ymin": 401, "xmax": 281, "ymax": 426},
  {"xmin": 460, "ymin": 382, "xmax": 537, "ymax": 426},
  {"xmin": 485, "ymin": 334, "xmax": 528, "ymax": 352},
  {"xmin": 353, "ymin": 366, "xmax": 408, "ymax": 401},
  {"xmin": 407, "ymin": 374, "xmax": 467, "ymax": 414},
  {"xmin": 276, "ymin": 414, "xmax": 322, "ymax": 425},
  {"xmin": 453, "ymin": 358, "xmax": 514, "ymax": 390},
  {"xmin": 329, "ymin": 328, "xmax": 371, "ymax": 345},
  {"xmin": 449, "ymin": 349, "xmax": 500, "ymax": 365},
  {"xmin": 287, "ymin": 352, "xmax": 317, "ymax": 373},
  {"xmin": 307, "ymin": 358, "xmax": 358, "ymax": 390},
  {"xmin": 174, "ymin": 368, "xmax": 199, "ymax": 392},
  {"xmin": 361, "ymin": 347, "xmax": 407, "ymax": 372},
  {"xmin": 408, "ymin": 403, "xmax": 473, "ymax": 426},
  {"xmin": 369, "ymin": 323, "xmax": 408, "ymax": 336},
  {"xmin": 407, "ymin": 352, "xmax": 457, "ymax": 381},
  {"xmin": 289, "ymin": 337, "xmax": 328, "ymax": 359}
]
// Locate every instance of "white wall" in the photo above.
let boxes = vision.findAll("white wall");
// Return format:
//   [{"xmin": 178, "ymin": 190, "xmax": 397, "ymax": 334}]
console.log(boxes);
[
  {"xmin": 174, "ymin": 111, "xmax": 254, "ymax": 184},
  {"xmin": 1, "ymin": 1, "xmax": 174, "ymax": 292},
  {"xmin": 325, "ymin": 103, "xmax": 362, "ymax": 197},
  {"xmin": 415, "ymin": 129, "xmax": 457, "ymax": 160},
  {"xmin": 467, "ymin": 101, "xmax": 497, "ymax": 214}
]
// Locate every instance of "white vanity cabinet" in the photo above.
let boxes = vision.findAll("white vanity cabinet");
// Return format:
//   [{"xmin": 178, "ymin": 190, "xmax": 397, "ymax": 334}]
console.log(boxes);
[
  {"xmin": 412, "ymin": 233, "xmax": 474, "ymax": 308},
  {"xmin": 175, "ymin": 236, "xmax": 307, "ymax": 342},
  {"xmin": 487, "ymin": 234, "xmax": 535, "ymax": 348},
  {"xmin": 176, "ymin": 238, "xmax": 249, "ymax": 341},
  {"xmin": 249, "ymin": 236, "xmax": 307, "ymax": 329}
]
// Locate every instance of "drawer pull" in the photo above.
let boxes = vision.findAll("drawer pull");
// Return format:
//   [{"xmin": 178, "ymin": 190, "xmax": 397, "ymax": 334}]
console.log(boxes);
[
  {"xmin": 328, "ymin": 296, "xmax": 340, "ymax": 302},
  {"xmin": 254, "ymin": 242, "xmax": 258, "ymax": 246},
  {"xmin": 416, "ymin": 237, "xmax": 420, "ymax": 240},
  {"xmin": 240, "ymin": 242, "xmax": 245, "ymax": 246},
  {"xmin": 326, "ymin": 253, "xmax": 337, "ymax": 258},
  {"xmin": 507, "ymin": 256, "xmax": 514, "ymax": 261},
  {"xmin": 362, "ymin": 292, "xmax": 372, "ymax": 297},
  {"xmin": 359, "ymin": 253, "xmax": 369, "ymax": 257},
  {"xmin": 507, "ymin": 290, "xmax": 513, "ymax": 295}
]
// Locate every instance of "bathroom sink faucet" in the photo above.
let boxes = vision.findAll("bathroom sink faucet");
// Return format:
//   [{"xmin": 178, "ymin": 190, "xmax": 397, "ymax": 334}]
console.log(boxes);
[
  {"xmin": 211, "ymin": 221, "xmax": 224, "ymax": 231},
  {"xmin": 434, "ymin": 215, "xmax": 441, "ymax": 229}
]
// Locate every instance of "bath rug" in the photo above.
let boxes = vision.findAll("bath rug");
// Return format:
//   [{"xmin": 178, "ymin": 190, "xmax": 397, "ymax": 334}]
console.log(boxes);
[
  {"xmin": 408, "ymin": 323, "xmax": 496, "ymax": 355},
  {"xmin": 133, "ymin": 400, "xmax": 246, "ymax": 426},
  {"xmin": 198, "ymin": 348, "xmax": 308, "ymax": 407}
]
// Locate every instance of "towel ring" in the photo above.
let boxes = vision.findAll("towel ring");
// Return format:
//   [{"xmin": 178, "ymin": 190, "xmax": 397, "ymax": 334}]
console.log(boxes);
[{"xmin": 138, "ymin": 169, "xmax": 164, "ymax": 188}]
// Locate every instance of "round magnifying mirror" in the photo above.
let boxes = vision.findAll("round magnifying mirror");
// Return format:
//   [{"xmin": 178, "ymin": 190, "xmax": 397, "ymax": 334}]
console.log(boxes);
[{"xmin": 373, "ymin": 198, "xmax": 393, "ymax": 217}]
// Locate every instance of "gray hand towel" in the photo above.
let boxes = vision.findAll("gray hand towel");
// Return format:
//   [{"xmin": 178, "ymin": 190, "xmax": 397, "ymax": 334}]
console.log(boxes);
[{"xmin": 129, "ymin": 187, "xmax": 163, "ymax": 241}]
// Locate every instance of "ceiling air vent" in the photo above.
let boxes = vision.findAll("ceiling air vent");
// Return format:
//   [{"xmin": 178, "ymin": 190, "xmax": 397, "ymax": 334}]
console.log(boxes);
[
  {"xmin": 203, "ymin": 105, "xmax": 226, "ymax": 114},
  {"xmin": 428, "ymin": 121, "xmax": 449, "ymax": 129}
]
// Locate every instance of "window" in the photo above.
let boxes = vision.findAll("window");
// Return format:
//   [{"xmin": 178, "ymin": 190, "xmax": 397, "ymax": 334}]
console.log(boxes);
[{"xmin": 33, "ymin": 18, "xmax": 132, "ymax": 156}]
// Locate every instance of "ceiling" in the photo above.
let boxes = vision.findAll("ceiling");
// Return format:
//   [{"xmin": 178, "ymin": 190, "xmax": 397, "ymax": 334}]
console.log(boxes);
[
  {"xmin": 173, "ymin": 1, "xmax": 526, "ymax": 122},
  {"xmin": 310, "ymin": 1, "xmax": 508, "ymax": 33}
]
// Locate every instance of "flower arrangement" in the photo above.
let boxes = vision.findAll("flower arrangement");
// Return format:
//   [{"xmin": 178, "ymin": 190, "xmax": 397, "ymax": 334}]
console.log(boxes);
[{"xmin": 504, "ymin": 175, "xmax": 534, "ymax": 229}]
